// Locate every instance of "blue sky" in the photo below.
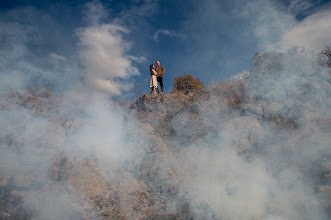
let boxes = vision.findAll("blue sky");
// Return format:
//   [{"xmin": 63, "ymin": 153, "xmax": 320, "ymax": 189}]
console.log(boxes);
[{"xmin": 0, "ymin": 0, "xmax": 330, "ymax": 98}]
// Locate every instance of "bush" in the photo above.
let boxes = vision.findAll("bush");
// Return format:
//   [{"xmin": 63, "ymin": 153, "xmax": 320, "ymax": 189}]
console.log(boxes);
[{"xmin": 173, "ymin": 74, "xmax": 205, "ymax": 96}]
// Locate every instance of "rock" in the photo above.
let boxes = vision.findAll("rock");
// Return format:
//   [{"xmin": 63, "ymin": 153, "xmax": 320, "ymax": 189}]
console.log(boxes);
[
  {"xmin": 134, "ymin": 94, "xmax": 167, "ymax": 114},
  {"xmin": 132, "ymin": 93, "xmax": 191, "ymax": 117}
]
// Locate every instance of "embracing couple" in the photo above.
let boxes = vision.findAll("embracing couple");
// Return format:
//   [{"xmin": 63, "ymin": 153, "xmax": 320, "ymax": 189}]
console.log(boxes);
[{"xmin": 150, "ymin": 60, "xmax": 165, "ymax": 94}]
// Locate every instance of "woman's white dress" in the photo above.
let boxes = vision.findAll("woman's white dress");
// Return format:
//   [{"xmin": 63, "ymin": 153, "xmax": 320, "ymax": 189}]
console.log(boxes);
[{"xmin": 150, "ymin": 69, "xmax": 158, "ymax": 88}]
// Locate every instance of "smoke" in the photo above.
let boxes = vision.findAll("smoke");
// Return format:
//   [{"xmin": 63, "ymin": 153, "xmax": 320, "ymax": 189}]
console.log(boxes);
[
  {"xmin": 275, "ymin": 7, "xmax": 331, "ymax": 51},
  {"xmin": 172, "ymin": 49, "xmax": 330, "ymax": 219},
  {"xmin": 77, "ymin": 24, "xmax": 139, "ymax": 95},
  {"xmin": 0, "ymin": 0, "xmax": 330, "ymax": 220},
  {"xmin": 0, "ymin": 1, "xmax": 143, "ymax": 219}
]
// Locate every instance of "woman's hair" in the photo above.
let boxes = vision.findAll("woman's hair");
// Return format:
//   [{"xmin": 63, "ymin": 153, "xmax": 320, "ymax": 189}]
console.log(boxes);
[{"xmin": 150, "ymin": 64, "xmax": 154, "ymax": 71}]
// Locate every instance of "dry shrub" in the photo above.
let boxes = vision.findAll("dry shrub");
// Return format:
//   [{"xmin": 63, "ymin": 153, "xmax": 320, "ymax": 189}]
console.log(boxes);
[
  {"xmin": 173, "ymin": 74, "xmax": 205, "ymax": 96},
  {"xmin": 209, "ymin": 79, "xmax": 245, "ymax": 109}
]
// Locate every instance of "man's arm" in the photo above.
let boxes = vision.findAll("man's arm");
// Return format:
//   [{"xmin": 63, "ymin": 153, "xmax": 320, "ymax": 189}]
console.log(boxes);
[{"xmin": 161, "ymin": 65, "xmax": 165, "ymax": 75}]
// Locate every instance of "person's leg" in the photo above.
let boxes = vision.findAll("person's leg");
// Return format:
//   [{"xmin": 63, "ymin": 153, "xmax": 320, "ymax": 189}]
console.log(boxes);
[
  {"xmin": 159, "ymin": 77, "xmax": 164, "ymax": 92},
  {"xmin": 156, "ymin": 77, "xmax": 161, "ymax": 93}
]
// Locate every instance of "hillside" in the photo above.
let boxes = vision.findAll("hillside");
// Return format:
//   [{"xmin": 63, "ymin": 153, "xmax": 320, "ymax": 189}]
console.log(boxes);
[{"xmin": 0, "ymin": 49, "xmax": 331, "ymax": 219}]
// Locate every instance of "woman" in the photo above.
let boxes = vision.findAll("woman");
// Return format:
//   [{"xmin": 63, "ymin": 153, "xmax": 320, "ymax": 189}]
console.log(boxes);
[{"xmin": 150, "ymin": 64, "xmax": 158, "ymax": 94}]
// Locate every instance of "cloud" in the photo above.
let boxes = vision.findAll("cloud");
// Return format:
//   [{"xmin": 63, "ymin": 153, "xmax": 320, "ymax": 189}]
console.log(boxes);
[
  {"xmin": 83, "ymin": 0, "xmax": 108, "ymax": 25},
  {"xmin": 127, "ymin": 55, "xmax": 148, "ymax": 63},
  {"xmin": 276, "ymin": 7, "xmax": 331, "ymax": 51},
  {"xmin": 153, "ymin": 29, "xmax": 184, "ymax": 42},
  {"xmin": 286, "ymin": 0, "xmax": 317, "ymax": 15},
  {"xmin": 49, "ymin": 52, "xmax": 67, "ymax": 61},
  {"xmin": 252, "ymin": 1, "xmax": 331, "ymax": 52},
  {"xmin": 77, "ymin": 24, "xmax": 139, "ymax": 95},
  {"xmin": 248, "ymin": 0, "xmax": 297, "ymax": 51},
  {"xmin": 77, "ymin": 1, "xmax": 140, "ymax": 95}
]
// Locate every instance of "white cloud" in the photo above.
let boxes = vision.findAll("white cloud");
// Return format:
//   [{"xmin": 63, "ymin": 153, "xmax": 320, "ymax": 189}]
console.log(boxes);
[
  {"xmin": 83, "ymin": 0, "xmax": 107, "ymax": 25},
  {"xmin": 49, "ymin": 52, "xmax": 67, "ymax": 61},
  {"xmin": 127, "ymin": 55, "xmax": 148, "ymax": 63},
  {"xmin": 77, "ymin": 1, "xmax": 140, "ymax": 96},
  {"xmin": 253, "ymin": 1, "xmax": 331, "ymax": 52},
  {"xmin": 251, "ymin": 0, "xmax": 297, "ymax": 51},
  {"xmin": 78, "ymin": 24, "xmax": 139, "ymax": 95},
  {"xmin": 287, "ymin": 0, "xmax": 316, "ymax": 15},
  {"xmin": 276, "ymin": 7, "xmax": 331, "ymax": 51},
  {"xmin": 153, "ymin": 29, "xmax": 184, "ymax": 42}
]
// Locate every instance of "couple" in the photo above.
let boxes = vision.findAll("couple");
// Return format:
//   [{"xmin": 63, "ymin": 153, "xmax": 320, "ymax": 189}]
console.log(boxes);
[{"xmin": 150, "ymin": 60, "xmax": 165, "ymax": 94}]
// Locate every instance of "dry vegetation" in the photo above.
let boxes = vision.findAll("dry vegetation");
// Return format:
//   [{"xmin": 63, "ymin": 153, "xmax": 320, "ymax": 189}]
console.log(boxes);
[{"xmin": 173, "ymin": 74, "xmax": 206, "ymax": 96}]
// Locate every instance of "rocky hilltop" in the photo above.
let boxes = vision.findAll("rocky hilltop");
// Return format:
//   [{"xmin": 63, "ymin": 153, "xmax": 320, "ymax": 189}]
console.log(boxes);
[{"xmin": 0, "ymin": 49, "xmax": 331, "ymax": 219}]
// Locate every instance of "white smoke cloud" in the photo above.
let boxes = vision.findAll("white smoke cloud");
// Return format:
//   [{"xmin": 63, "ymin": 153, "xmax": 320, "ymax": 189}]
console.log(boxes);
[
  {"xmin": 0, "ymin": 2, "xmax": 144, "ymax": 217},
  {"xmin": 252, "ymin": 0, "xmax": 297, "ymax": 51},
  {"xmin": 276, "ymin": 7, "xmax": 331, "ymax": 51},
  {"xmin": 253, "ymin": 1, "xmax": 331, "ymax": 51},
  {"xmin": 77, "ymin": 1, "xmax": 140, "ymax": 95},
  {"xmin": 83, "ymin": 0, "xmax": 108, "ymax": 26}
]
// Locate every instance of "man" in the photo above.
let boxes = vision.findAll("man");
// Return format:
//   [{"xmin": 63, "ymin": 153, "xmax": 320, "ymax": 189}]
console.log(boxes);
[{"xmin": 156, "ymin": 60, "xmax": 165, "ymax": 93}]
